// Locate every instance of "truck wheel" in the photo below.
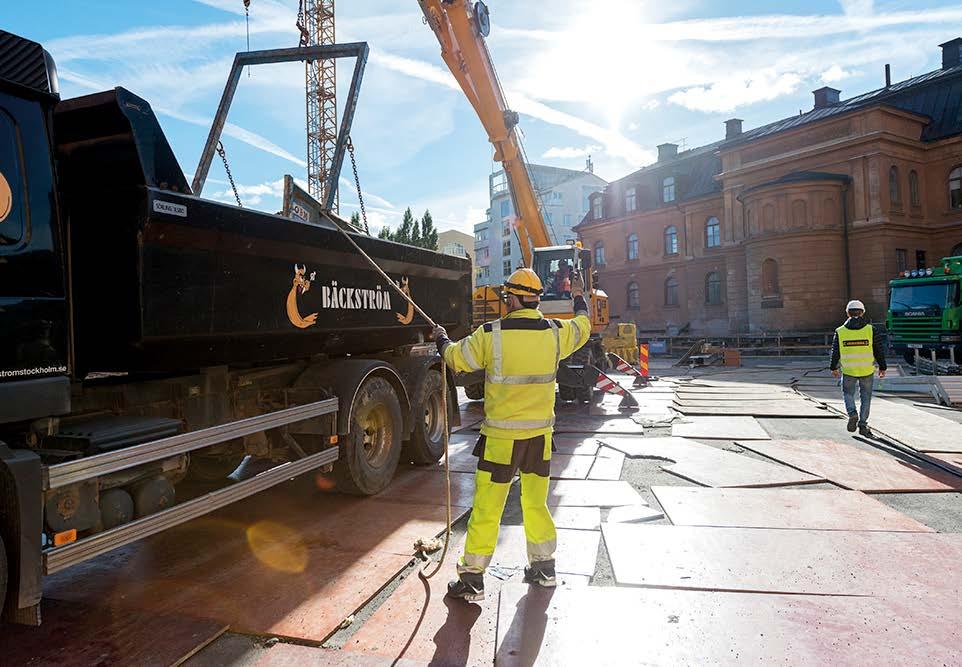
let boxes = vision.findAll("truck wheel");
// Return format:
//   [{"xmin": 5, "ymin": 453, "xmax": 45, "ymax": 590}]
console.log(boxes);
[
  {"xmin": 465, "ymin": 383, "xmax": 484, "ymax": 401},
  {"xmin": 0, "ymin": 532, "xmax": 7, "ymax": 613},
  {"xmin": 336, "ymin": 376, "xmax": 403, "ymax": 495},
  {"xmin": 404, "ymin": 370, "xmax": 447, "ymax": 464},
  {"xmin": 558, "ymin": 385, "xmax": 577, "ymax": 402},
  {"xmin": 902, "ymin": 350, "xmax": 918, "ymax": 365}
]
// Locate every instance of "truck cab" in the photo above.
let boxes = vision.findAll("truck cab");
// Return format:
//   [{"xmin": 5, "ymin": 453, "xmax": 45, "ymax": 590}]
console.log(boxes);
[{"xmin": 887, "ymin": 255, "xmax": 962, "ymax": 364}]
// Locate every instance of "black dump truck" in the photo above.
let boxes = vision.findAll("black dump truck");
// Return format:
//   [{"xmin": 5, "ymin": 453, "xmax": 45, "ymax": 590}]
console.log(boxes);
[{"xmin": 0, "ymin": 30, "xmax": 470, "ymax": 625}]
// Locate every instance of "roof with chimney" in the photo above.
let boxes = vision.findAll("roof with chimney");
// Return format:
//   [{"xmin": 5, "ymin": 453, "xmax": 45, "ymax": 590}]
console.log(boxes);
[{"xmin": 577, "ymin": 38, "xmax": 962, "ymax": 228}]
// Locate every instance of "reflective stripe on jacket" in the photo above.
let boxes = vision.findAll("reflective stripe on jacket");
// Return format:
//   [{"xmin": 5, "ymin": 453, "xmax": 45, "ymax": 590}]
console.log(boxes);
[
  {"xmin": 443, "ymin": 307, "xmax": 592, "ymax": 440},
  {"xmin": 836, "ymin": 323, "xmax": 876, "ymax": 377}
]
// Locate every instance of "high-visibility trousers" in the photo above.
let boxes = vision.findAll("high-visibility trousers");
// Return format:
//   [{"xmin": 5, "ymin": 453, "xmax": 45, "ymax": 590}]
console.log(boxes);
[{"xmin": 458, "ymin": 433, "xmax": 557, "ymax": 574}]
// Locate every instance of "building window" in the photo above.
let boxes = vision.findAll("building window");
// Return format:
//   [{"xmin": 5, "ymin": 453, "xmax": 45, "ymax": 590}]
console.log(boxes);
[
  {"xmin": 594, "ymin": 241, "xmax": 606, "ymax": 266},
  {"xmin": 950, "ymin": 166, "xmax": 962, "ymax": 209},
  {"xmin": 889, "ymin": 166, "xmax": 901, "ymax": 206},
  {"xmin": 762, "ymin": 258, "xmax": 780, "ymax": 297},
  {"xmin": 503, "ymin": 260, "xmax": 512, "ymax": 276},
  {"xmin": 442, "ymin": 242, "xmax": 466, "ymax": 256},
  {"xmin": 478, "ymin": 247, "xmax": 490, "ymax": 261},
  {"xmin": 663, "ymin": 177, "xmax": 676, "ymax": 203},
  {"xmin": 500, "ymin": 199, "xmax": 511, "ymax": 218},
  {"xmin": 664, "ymin": 225, "xmax": 678, "ymax": 255},
  {"xmin": 916, "ymin": 250, "xmax": 926, "ymax": 270},
  {"xmin": 705, "ymin": 272, "xmax": 722, "ymax": 305},
  {"xmin": 625, "ymin": 187, "xmax": 637, "ymax": 213},
  {"xmin": 909, "ymin": 170, "xmax": 921, "ymax": 207},
  {"xmin": 563, "ymin": 214, "xmax": 572, "ymax": 227},
  {"xmin": 502, "ymin": 240, "xmax": 511, "ymax": 257},
  {"xmin": 627, "ymin": 233, "xmax": 638, "ymax": 260},
  {"xmin": 592, "ymin": 195, "xmax": 603, "ymax": 220},
  {"xmin": 664, "ymin": 276, "xmax": 678, "ymax": 306},
  {"xmin": 706, "ymin": 216, "xmax": 721, "ymax": 248},
  {"xmin": 627, "ymin": 282, "xmax": 640, "ymax": 309},
  {"xmin": 475, "ymin": 229, "xmax": 488, "ymax": 242},
  {"xmin": 502, "ymin": 220, "xmax": 512, "ymax": 237},
  {"xmin": 896, "ymin": 248, "xmax": 907, "ymax": 273}
]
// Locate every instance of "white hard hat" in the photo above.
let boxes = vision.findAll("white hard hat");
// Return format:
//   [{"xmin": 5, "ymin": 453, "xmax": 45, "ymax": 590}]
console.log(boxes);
[{"xmin": 846, "ymin": 300, "xmax": 865, "ymax": 311}]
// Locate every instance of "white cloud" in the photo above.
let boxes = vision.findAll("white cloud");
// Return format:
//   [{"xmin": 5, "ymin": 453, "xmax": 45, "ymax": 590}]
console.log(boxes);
[
  {"xmin": 542, "ymin": 145, "xmax": 601, "ymax": 159},
  {"xmin": 370, "ymin": 49, "xmax": 653, "ymax": 167},
  {"xmin": 820, "ymin": 64, "xmax": 857, "ymax": 83},
  {"xmin": 668, "ymin": 70, "xmax": 803, "ymax": 113},
  {"xmin": 840, "ymin": 0, "xmax": 874, "ymax": 17}
]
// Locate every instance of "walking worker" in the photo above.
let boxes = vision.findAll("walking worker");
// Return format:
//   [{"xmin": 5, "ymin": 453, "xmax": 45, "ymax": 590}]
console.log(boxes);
[
  {"xmin": 432, "ymin": 267, "xmax": 592, "ymax": 602},
  {"xmin": 830, "ymin": 299, "xmax": 887, "ymax": 437}
]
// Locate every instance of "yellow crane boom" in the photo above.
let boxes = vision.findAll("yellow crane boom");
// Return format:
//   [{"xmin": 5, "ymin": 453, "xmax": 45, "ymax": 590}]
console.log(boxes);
[{"xmin": 418, "ymin": 0, "xmax": 551, "ymax": 267}]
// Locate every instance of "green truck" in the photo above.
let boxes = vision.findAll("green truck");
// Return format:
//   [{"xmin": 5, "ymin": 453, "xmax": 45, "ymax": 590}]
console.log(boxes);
[{"xmin": 887, "ymin": 255, "xmax": 962, "ymax": 364}]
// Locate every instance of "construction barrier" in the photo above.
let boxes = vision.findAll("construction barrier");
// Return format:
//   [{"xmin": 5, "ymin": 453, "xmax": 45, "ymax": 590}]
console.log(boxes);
[
  {"xmin": 594, "ymin": 371, "xmax": 639, "ymax": 408},
  {"xmin": 639, "ymin": 344, "xmax": 650, "ymax": 378}
]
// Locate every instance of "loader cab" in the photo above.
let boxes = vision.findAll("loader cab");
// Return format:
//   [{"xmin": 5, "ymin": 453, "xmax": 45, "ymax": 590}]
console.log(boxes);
[
  {"xmin": 533, "ymin": 244, "xmax": 591, "ymax": 301},
  {"xmin": 0, "ymin": 31, "xmax": 70, "ymax": 423}
]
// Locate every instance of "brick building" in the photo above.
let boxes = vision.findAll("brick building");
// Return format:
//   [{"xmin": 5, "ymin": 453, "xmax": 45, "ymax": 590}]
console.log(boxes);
[{"xmin": 576, "ymin": 38, "xmax": 962, "ymax": 336}]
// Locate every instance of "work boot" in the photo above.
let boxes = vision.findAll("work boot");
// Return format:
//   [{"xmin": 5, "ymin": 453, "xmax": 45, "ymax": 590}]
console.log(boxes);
[
  {"xmin": 846, "ymin": 414, "xmax": 858, "ymax": 433},
  {"xmin": 523, "ymin": 559, "xmax": 557, "ymax": 588},
  {"xmin": 858, "ymin": 424, "xmax": 874, "ymax": 438},
  {"xmin": 446, "ymin": 573, "xmax": 484, "ymax": 602}
]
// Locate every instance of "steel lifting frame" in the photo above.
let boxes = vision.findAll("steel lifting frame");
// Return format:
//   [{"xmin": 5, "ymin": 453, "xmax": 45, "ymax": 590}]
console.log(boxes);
[{"xmin": 192, "ymin": 42, "xmax": 369, "ymax": 211}]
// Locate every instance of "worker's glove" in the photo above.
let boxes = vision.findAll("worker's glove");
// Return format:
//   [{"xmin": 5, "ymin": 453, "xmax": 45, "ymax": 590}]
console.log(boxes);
[
  {"xmin": 878, "ymin": 369, "xmax": 886, "ymax": 379},
  {"xmin": 432, "ymin": 325, "xmax": 448, "ymax": 341},
  {"xmin": 570, "ymin": 271, "xmax": 586, "ymax": 298}
]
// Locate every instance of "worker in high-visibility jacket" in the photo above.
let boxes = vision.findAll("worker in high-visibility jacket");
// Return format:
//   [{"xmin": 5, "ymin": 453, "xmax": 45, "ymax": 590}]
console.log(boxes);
[
  {"xmin": 830, "ymin": 299, "xmax": 887, "ymax": 438},
  {"xmin": 433, "ymin": 267, "xmax": 592, "ymax": 602}
]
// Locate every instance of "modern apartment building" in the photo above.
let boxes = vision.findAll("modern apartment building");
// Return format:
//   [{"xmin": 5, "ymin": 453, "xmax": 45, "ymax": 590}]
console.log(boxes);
[{"xmin": 474, "ymin": 163, "xmax": 607, "ymax": 287}]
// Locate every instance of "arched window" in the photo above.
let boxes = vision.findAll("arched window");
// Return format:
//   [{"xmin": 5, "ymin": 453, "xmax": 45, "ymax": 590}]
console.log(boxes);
[
  {"xmin": 594, "ymin": 241, "xmax": 606, "ymax": 265},
  {"xmin": 663, "ymin": 176, "xmax": 676, "ymax": 203},
  {"xmin": 951, "ymin": 242, "xmax": 962, "ymax": 257},
  {"xmin": 664, "ymin": 225, "xmax": 678, "ymax": 255},
  {"xmin": 706, "ymin": 216, "xmax": 721, "ymax": 248},
  {"xmin": 705, "ymin": 272, "xmax": 722, "ymax": 305},
  {"xmin": 626, "ymin": 233, "xmax": 638, "ymax": 260},
  {"xmin": 909, "ymin": 170, "xmax": 921, "ymax": 207},
  {"xmin": 762, "ymin": 258, "xmax": 780, "ymax": 297},
  {"xmin": 664, "ymin": 276, "xmax": 679, "ymax": 306},
  {"xmin": 889, "ymin": 165, "xmax": 902, "ymax": 206},
  {"xmin": 950, "ymin": 166, "xmax": 962, "ymax": 209},
  {"xmin": 627, "ymin": 282, "xmax": 640, "ymax": 309}
]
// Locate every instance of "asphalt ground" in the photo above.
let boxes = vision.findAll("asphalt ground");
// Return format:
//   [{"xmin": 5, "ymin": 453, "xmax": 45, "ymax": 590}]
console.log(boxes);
[{"xmin": 188, "ymin": 355, "xmax": 962, "ymax": 664}]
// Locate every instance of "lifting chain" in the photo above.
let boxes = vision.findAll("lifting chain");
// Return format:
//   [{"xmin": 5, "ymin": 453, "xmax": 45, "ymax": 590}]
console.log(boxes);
[
  {"xmin": 296, "ymin": 0, "xmax": 310, "ymax": 47},
  {"xmin": 346, "ymin": 136, "xmax": 369, "ymax": 235},
  {"xmin": 216, "ymin": 140, "xmax": 242, "ymax": 207}
]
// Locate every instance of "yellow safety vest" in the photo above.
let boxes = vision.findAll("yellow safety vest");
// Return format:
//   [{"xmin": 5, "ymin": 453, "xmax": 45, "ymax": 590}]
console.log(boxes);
[
  {"xmin": 443, "ymin": 308, "xmax": 592, "ymax": 440},
  {"xmin": 836, "ymin": 324, "xmax": 875, "ymax": 377}
]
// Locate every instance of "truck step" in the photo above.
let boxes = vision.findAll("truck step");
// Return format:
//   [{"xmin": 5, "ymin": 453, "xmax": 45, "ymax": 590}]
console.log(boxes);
[
  {"xmin": 44, "ymin": 399, "xmax": 338, "ymax": 490},
  {"xmin": 43, "ymin": 445, "xmax": 338, "ymax": 575}
]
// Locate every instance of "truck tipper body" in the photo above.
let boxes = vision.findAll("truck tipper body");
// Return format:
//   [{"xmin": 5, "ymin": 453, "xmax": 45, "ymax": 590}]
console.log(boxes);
[{"xmin": 0, "ymin": 30, "xmax": 469, "ymax": 625}]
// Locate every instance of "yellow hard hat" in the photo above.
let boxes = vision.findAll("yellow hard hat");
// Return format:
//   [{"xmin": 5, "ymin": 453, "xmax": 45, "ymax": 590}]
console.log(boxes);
[{"xmin": 504, "ymin": 267, "xmax": 544, "ymax": 297}]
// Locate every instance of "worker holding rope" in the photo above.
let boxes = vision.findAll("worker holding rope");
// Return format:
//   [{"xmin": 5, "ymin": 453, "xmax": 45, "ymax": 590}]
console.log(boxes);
[{"xmin": 433, "ymin": 268, "xmax": 592, "ymax": 602}]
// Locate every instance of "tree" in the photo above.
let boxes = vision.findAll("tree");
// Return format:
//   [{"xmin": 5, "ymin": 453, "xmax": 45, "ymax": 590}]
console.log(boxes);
[
  {"xmin": 410, "ymin": 213, "xmax": 422, "ymax": 247},
  {"xmin": 420, "ymin": 210, "xmax": 438, "ymax": 250},
  {"xmin": 377, "ymin": 225, "xmax": 393, "ymax": 240},
  {"xmin": 396, "ymin": 207, "xmax": 416, "ymax": 245},
  {"xmin": 349, "ymin": 211, "xmax": 362, "ymax": 231}
]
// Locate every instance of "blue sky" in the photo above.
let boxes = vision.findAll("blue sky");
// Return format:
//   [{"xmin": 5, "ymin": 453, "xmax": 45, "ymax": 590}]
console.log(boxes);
[{"xmin": 5, "ymin": 0, "xmax": 960, "ymax": 234}]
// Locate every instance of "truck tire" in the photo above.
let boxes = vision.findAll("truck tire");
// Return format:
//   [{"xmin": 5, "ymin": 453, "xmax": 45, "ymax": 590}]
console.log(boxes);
[
  {"xmin": 902, "ymin": 350, "xmax": 918, "ymax": 365},
  {"xmin": 335, "ymin": 376, "xmax": 403, "ymax": 495},
  {"xmin": 404, "ymin": 369, "xmax": 447, "ymax": 464},
  {"xmin": 0, "ymin": 532, "xmax": 6, "ymax": 614},
  {"xmin": 465, "ymin": 383, "xmax": 484, "ymax": 401}
]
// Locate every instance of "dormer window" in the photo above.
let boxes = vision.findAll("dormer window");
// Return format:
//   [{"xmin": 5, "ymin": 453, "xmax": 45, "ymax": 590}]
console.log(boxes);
[{"xmin": 663, "ymin": 177, "xmax": 676, "ymax": 203}]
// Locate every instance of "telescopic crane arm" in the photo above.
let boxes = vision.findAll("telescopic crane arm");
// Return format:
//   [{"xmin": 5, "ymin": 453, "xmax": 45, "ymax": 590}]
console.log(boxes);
[{"xmin": 418, "ymin": 0, "xmax": 551, "ymax": 267}]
